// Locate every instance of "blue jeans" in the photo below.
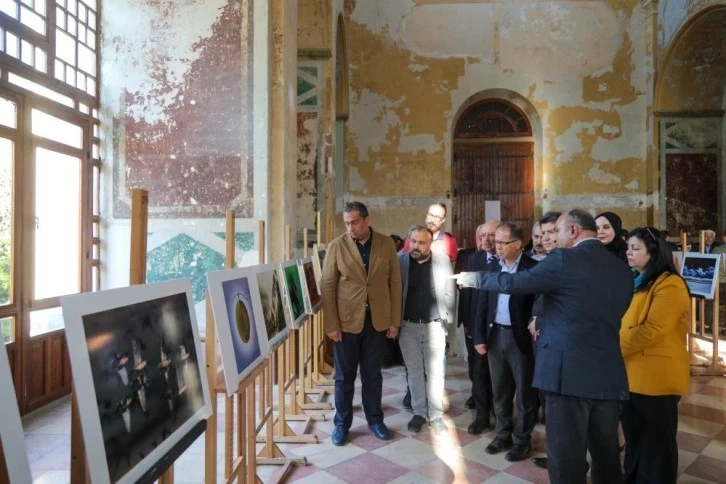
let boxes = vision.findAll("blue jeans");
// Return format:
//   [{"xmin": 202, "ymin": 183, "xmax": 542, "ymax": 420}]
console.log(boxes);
[{"xmin": 399, "ymin": 320, "xmax": 447, "ymax": 420}]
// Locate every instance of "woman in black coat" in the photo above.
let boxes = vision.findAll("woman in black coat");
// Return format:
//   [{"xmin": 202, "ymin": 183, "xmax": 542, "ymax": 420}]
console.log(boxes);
[{"xmin": 595, "ymin": 211, "xmax": 628, "ymax": 263}]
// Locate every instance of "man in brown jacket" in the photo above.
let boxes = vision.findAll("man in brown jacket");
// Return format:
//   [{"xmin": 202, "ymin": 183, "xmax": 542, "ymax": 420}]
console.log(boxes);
[{"xmin": 322, "ymin": 201, "xmax": 403, "ymax": 446}]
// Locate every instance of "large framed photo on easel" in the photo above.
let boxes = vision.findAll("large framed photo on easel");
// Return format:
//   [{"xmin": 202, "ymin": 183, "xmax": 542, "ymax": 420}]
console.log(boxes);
[
  {"xmin": 299, "ymin": 257, "xmax": 322, "ymax": 314},
  {"xmin": 280, "ymin": 260, "xmax": 307, "ymax": 328},
  {"xmin": 253, "ymin": 263, "xmax": 290, "ymax": 350},
  {"xmin": 207, "ymin": 267, "xmax": 270, "ymax": 395},
  {"xmin": 0, "ymin": 345, "xmax": 31, "ymax": 484},
  {"xmin": 680, "ymin": 253, "xmax": 721, "ymax": 299},
  {"xmin": 61, "ymin": 279, "xmax": 212, "ymax": 484}
]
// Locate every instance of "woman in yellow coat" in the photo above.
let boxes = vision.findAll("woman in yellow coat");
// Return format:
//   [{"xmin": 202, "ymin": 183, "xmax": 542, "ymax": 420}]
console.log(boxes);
[{"xmin": 620, "ymin": 227, "xmax": 690, "ymax": 484}]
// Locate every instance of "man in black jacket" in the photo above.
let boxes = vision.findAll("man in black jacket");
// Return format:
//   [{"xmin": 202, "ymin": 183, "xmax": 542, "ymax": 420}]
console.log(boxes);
[{"xmin": 474, "ymin": 222, "xmax": 538, "ymax": 462}]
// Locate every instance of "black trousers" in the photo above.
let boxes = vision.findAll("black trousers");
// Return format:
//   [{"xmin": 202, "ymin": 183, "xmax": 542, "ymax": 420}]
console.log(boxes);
[
  {"xmin": 545, "ymin": 391, "xmax": 622, "ymax": 484},
  {"xmin": 466, "ymin": 334, "xmax": 493, "ymax": 419},
  {"xmin": 621, "ymin": 393, "xmax": 680, "ymax": 484},
  {"xmin": 333, "ymin": 317, "xmax": 387, "ymax": 429},
  {"xmin": 488, "ymin": 327, "xmax": 536, "ymax": 444}
]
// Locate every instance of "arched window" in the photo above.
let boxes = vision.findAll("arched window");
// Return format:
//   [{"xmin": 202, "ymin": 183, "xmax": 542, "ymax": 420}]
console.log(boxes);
[{"xmin": 455, "ymin": 99, "xmax": 532, "ymax": 138}]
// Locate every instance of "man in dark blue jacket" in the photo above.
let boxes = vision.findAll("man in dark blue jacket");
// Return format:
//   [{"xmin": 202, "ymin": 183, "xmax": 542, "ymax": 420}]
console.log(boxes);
[{"xmin": 457, "ymin": 209, "xmax": 632, "ymax": 484}]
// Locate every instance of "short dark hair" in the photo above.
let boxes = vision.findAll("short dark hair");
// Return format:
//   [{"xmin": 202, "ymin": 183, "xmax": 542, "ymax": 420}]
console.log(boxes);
[
  {"xmin": 628, "ymin": 226, "xmax": 688, "ymax": 294},
  {"xmin": 566, "ymin": 209, "xmax": 597, "ymax": 232},
  {"xmin": 539, "ymin": 211, "xmax": 561, "ymax": 226},
  {"xmin": 497, "ymin": 222, "xmax": 523, "ymax": 241},
  {"xmin": 344, "ymin": 201, "xmax": 369, "ymax": 218},
  {"xmin": 409, "ymin": 225, "xmax": 434, "ymax": 239}
]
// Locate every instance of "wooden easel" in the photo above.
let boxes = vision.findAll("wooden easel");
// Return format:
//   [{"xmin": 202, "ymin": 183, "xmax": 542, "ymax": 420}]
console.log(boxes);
[
  {"xmin": 204, "ymin": 215, "xmax": 304, "ymax": 483},
  {"xmin": 257, "ymin": 225, "xmax": 320, "ymax": 446},
  {"xmin": 294, "ymin": 227, "xmax": 333, "ymax": 411},
  {"xmin": 312, "ymin": 212, "xmax": 335, "ymax": 386},
  {"xmin": 685, "ymin": 231, "xmax": 726, "ymax": 375},
  {"xmin": 70, "ymin": 188, "xmax": 179, "ymax": 482}
]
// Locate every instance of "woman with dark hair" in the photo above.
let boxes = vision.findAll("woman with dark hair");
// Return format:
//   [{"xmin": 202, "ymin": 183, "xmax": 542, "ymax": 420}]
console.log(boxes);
[
  {"xmin": 620, "ymin": 227, "xmax": 690, "ymax": 484},
  {"xmin": 595, "ymin": 211, "xmax": 628, "ymax": 262}
]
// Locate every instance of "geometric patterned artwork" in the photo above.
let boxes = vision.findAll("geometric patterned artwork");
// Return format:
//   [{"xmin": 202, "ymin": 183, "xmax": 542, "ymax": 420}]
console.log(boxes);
[
  {"xmin": 298, "ymin": 65, "xmax": 321, "ymax": 108},
  {"xmin": 110, "ymin": 0, "xmax": 254, "ymax": 218},
  {"xmin": 146, "ymin": 232, "xmax": 254, "ymax": 303}
]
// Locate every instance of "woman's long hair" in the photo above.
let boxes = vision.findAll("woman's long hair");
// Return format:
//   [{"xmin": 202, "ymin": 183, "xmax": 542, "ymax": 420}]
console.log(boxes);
[{"xmin": 629, "ymin": 226, "xmax": 689, "ymax": 294}]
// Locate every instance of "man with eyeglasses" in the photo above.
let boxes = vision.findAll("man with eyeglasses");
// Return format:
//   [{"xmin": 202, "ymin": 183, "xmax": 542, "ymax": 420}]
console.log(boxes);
[
  {"xmin": 402, "ymin": 203, "xmax": 458, "ymax": 263},
  {"xmin": 456, "ymin": 209, "xmax": 633, "ymax": 484},
  {"xmin": 473, "ymin": 222, "xmax": 538, "ymax": 461}
]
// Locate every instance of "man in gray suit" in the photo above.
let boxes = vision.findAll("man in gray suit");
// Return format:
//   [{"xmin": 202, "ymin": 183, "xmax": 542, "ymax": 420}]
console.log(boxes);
[
  {"xmin": 456, "ymin": 209, "xmax": 632, "ymax": 484},
  {"xmin": 399, "ymin": 226, "xmax": 456, "ymax": 435}
]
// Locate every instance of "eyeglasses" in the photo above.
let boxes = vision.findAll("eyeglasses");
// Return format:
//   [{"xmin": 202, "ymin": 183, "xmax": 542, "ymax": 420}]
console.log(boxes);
[
  {"xmin": 426, "ymin": 213, "xmax": 444, "ymax": 221},
  {"xmin": 494, "ymin": 240, "xmax": 520, "ymax": 246},
  {"xmin": 636, "ymin": 227, "xmax": 658, "ymax": 241}
]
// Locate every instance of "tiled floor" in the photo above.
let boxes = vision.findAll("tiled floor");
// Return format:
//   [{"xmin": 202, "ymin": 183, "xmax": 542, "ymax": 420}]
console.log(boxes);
[{"xmin": 22, "ymin": 358, "xmax": 726, "ymax": 483}]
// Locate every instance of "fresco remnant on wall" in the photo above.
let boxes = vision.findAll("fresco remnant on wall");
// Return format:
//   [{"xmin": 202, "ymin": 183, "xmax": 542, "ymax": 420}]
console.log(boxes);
[{"xmin": 108, "ymin": 0, "xmax": 254, "ymax": 218}]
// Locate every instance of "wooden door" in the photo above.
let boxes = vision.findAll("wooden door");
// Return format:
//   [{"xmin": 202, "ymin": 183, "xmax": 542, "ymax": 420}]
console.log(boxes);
[
  {"xmin": 452, "ymin": 142, "xmax": 535, "ymax": 246},
  {"xmin": 665, "ymin": 153, "xmax": 718, "ymax": 234}
]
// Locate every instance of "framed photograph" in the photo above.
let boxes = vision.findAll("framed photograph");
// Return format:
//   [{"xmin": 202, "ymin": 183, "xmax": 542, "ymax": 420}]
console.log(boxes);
[
  {"xmin": 61, "ymin": 279, "xmax": 212, "ymax": 484},
  {"xmin": 207, "ymin": 268, "xmax": 269, "ymax": 395},
  {"xmin": 252, "ymin": 264, "xmax": 289, "ymax": 351},
  {"xmin": 0, "ymin": 346, "xmax": 31, "ymax": 484},
  {"xmin": 279, "ymin": 260, "xmax": 307, "ymax": 329},
  {"xmin": 299, "ymin": 257, "xmax": 322, "ymax": 314},
  {"xmin": 679, "ymin": 253, "xmax": 721, "ymax": 299},
  {"xmin": 312, "ymin": 244, "xmax": 326, "ymax": 294}
]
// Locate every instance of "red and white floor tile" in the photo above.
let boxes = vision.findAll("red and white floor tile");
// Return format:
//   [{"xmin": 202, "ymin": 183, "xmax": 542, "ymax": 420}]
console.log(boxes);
[{"xmin": 23, "ymin": 358, "xmax": 726, "ymax": 483}]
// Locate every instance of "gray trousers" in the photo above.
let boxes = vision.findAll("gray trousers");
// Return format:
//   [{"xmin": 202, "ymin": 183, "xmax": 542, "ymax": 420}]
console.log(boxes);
[
  {"xmin": 399, "ymin": 320, "xmax": 447, "ymax": 420},
  {"xmin": 487, "ymin": 326, "xmax": 536, "ymax": 444}
]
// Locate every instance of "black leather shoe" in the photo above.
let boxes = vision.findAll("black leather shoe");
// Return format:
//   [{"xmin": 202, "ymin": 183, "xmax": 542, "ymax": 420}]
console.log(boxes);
[
  {"xmin": 369, "ymin": 422, "xmax": 391, "ymax": 440},
  {"xmin": 407, "ymin": 415, "xmax": 426, "ymax": 433},
  {"xmin": 402, "ymin": 390, "xmax": 412, "ymax": 410},
  {"xmin": 485, "ymin": 437, "xmax": 513, "ymax": 454},
  {"xmin": 532, "ymin": 457, "xmax": 548, "ymax": 469},
  {"xmin": 505, "ymin": 443, "xmax": 531, "ymax": 462},
  {"xmin": 331, "ymin": 427, "xmax": 348, "ymax": 446},
  {"xmin": 467, "ymin": 417, "xmax": 490, "ymax": 435},
  {"xmin": 464, "ymin": 396, "xmax": 476, "ymax": 409}
]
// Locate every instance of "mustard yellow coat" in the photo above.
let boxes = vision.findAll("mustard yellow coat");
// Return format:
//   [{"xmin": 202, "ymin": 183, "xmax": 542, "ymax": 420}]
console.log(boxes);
[{"xmin": 620, "ymin": 273, "xmax": 690, "ymax": 396}]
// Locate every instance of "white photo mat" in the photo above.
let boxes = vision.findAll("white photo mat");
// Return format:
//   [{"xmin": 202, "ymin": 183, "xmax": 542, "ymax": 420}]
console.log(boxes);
[
  {"xmin": 0, "ymin": 345, "xmax": 32, "ymax": 483},
  {"xmin": 206, "ymin": 267, "xmax": 270, "ymax": 395},
  {"xmin": 311, "ymin": 244, "xmax": 326, "ymax": 295},
  {"xmin": 61, "ymin": 279, "xmax": 212, "ymax": 484}
]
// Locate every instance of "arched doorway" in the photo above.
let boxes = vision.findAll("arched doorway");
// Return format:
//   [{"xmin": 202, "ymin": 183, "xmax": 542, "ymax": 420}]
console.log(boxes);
[
  {"xmin": 655, "ymin": 6, "xmax": 726, "ymax": 235},
  {"xmin": 452, "ymin": 99, "xmax": 534, "ymax": 246}
]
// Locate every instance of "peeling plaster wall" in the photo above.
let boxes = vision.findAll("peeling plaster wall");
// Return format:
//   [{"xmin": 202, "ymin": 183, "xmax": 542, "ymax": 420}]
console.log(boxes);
[
  {"xmin": 100, "ymin": 0, "xmax": 268, "ymax": 329},
  {"xmin": 346, "ymin": 0, "xmax": 650, "ymax": 235}
]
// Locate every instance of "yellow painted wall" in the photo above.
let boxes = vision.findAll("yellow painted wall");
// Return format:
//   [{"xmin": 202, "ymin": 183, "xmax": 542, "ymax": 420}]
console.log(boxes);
[{"xmin": 343, "ymin": 0, "xmax": 651, "ymax": 236}]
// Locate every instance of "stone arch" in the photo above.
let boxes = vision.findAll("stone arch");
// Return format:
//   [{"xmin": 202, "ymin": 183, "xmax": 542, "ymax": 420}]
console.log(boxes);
[
  {"xmin": 655, "ymin": 5, "xmax": 726, "ymax": 233},
  {"xmin": 450, "ymin": 89, "xmax": 543, "ymax": 245}
]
